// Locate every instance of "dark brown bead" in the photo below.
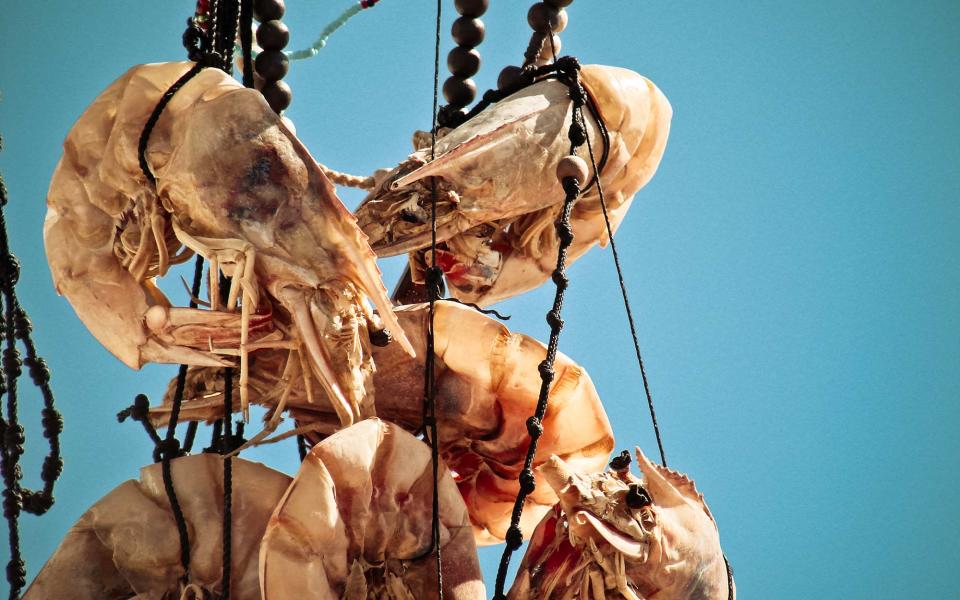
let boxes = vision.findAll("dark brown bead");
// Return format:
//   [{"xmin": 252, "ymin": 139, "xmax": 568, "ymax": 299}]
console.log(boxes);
[
  {"xmin": 545, "ymin": 0, "xmax": 574, "ymax": 7},
  {"xmin": 261, "ymin": 79, "xmax": 292, "ymax": 113},
  {"xmin": 451, "ymin": 16, "xmax": 485, "ymax": 47},
  {"xmin": 497, "ymin": 65, "xmax": 526, "ymax": 91},
  {"xmin": 454, "ymin": 0, "xmax": 488, "ymax": 17},
  {"xmin": 528, "ymin": 2, "xmax": 564, "ymax": 33},
  {"xmin": 255, "ymin": 49, "xmax": 289, "ymax": 81},
  {"xmin": 443, "ymin": 76, "xmax": 477, "ymax": 108},
  {"xmin": 256, "ymin": 20, "xmax": 289, "ymax": 51},
  {"xmin": 253, "ymin": 0, "xmax": 285, "ymax": 22},
  {"xmin": 447, "ymin": 47, "xmax": 481, "ymax": 78}
]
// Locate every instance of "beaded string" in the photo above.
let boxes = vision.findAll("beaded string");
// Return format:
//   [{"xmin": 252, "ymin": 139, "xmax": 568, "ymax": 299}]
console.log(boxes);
[
  {"xmin": 437, "ymin": 0, "xmax": 488, "ymax": 128},
  {"xmin": 285, "ymin": 0, "xmax": 382, "ymax": 61},
  {"xmin": 0, "ymin": 134, "xmax": 65, "ymax": 600},
  {"xmin": 490, "ymin": 57, "xmax": 590, "ymax": 600}
]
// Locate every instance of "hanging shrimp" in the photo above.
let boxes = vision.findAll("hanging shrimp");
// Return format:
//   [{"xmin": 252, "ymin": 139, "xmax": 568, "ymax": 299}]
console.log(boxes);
[
  {"xmin": 45, "ymin": 61, "xmax": 413, "ymax": 423},
  {"xmin": 508, "ymin": 450, "xmax": 733, "ymax": 600},
  {"xmin": 150, "ymin": 301, "xmax": 615, "ymax": 546},
  {"xmin": 259, "ymin": 418, "xmax": 486, "ymax": 599},
  {"xmin": 354, "ymin": 64, "xmax": 672, "ymax": 306},
  {"xmin": 24, "ymin": 454, "xmax": 292, "ymax": 600}
]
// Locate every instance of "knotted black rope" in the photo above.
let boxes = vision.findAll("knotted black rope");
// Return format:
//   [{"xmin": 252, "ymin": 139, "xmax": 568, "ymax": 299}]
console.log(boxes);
[
  {"xmin": 128, "ymin": 1, "xmax": 249, "ymax": 591},
  {"xmin": 491, "ymin": 57, "xmax": 589, "ymax": 600},
  {"xmin": 422, "ymin": 0, "xmax": 445, "ymax": 595},
  {"xmin": 0, "ymin": 134, "xmax": 65, "ymax": 599}
]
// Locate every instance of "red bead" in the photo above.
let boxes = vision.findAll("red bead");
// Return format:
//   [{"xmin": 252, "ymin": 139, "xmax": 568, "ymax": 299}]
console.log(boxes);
[
  {"xmin": 448, "ymin": 47, "xmax": 481, "ymax": 78},
  {"xmin": 253, "ymin": 0, "xmax": 285, "ymax": 22},
  {"xmin": 256, "ymin": 20, "xmax": 289, "ymax": 51},
  {"xmin": 443, "ymin": 76, "xmax": 477, "ymax": 108},
  {"xmin": 261, "ymin": 79, "xmax": 292, "ymax": 113},
  {"xmin": 454, "ymin": 0, "xmax": 488, "ymax": 17},
  {"xmin": 451, "ymin": 16, "xmax": 485, "ymax": 47}
]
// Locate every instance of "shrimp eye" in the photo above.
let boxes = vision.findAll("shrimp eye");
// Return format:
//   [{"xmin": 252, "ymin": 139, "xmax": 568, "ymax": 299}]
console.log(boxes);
[{"xmin": 626, "ymin": 484, "xmax": 652, "ymax": 509}]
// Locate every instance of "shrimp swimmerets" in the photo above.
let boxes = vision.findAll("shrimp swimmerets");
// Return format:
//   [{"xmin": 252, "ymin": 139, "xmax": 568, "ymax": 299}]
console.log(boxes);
[
  {"xmin": 24, "ymin": 454, "xmax": 292, "ymax": 600},
  {"xmin": 45, "ymin": 61, "xmax": 413, "ymax": 424},
  {"xmin": 260, "ymin": 418, "xmax": 486, "ymax": 599},
  {"xmin": 508, "ymin": 450, "xmax": 733, "ymax": 600},
  {"xmin": 355, "ymin": 64, "xmax": 672, "ymax": 306},
  {"xmin": 149, "ymin": 301, "xmax": 615, "ymax": 546}
]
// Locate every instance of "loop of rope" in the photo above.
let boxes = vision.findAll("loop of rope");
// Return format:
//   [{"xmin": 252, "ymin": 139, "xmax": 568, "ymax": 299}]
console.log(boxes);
[{"xmin": 0, "ymin": 134, "xmax": 66, "ymax": 598}]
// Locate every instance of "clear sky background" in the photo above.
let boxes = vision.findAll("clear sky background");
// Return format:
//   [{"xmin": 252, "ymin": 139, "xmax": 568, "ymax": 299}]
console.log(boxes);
[{"xmin": 1, "ymin": 1, "xmax": 959, "ymax": 598}]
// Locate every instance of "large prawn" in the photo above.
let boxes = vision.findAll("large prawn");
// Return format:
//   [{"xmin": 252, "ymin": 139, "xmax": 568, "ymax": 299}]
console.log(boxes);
[
  {"xmin": 45, "ymin": 62, "xmax": 414, "ymax": 424},
  {"xmin": 508, "ymin": 450, "xmax": 733, "ymax": 600},
  {"xmin": 260, "ymin": 418, "xmax": 486, "ymax": 599},
  {"xmin": 150, "ymin": 301, "xmax": 615, "ymax": 545},
  {"xmin": 24, "ymin": 454, "xmax": 292, "ymax": 599},
  {"xmin": 355, "ymin": 64, "xmax": 672, "ymax": 306}
]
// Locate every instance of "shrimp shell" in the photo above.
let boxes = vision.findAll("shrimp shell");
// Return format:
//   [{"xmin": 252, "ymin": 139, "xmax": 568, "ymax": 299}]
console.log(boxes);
[
  {"xmin": 24, "ymin": 454, "xmax": 292, "ymax": 599},
  {"xmin": 259, "ymin": 418, "xmax": 486, "ymax": 599},
  {"xmin": 151, "ymin": 301, "xmax": 615, "ymax": 546},
  {"xmin": 356, "ymin": 65, "xmax": 672, "ymax": 306}
]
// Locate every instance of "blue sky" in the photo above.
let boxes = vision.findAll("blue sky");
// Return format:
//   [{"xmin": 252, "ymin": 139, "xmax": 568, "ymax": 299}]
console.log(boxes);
[{"xmin": 1, "ymin": 1, "xmax": 959, "ymax": 597}]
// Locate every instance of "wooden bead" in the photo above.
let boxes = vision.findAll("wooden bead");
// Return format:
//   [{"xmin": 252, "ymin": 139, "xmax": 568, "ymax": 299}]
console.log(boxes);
[
  {"xmin": 256, "ymin": 20, "xmax": 289, "ymax": 51},
  {"xmin": 497, "ymin": 66, "xmax": 525, "ymax": 91},
  {"xmin": 537, "ymin": 34, "xmax": 561, "ymax": 62},
  {"xmin": 443, "ymin": 76, "xmax": 477, "ymax": 107},
  {"xmin": 451, "ymin": 16, "xmax": 485, "ymax": 47},
  {"xmin": 545, "ymin": 0, "xmax": 574, "ymax": 7},
  {"xmin": 255, "ymin": 49, "xmax": 289, "ymax": 81},
  {"xmin": 447, "ymin": 47, "xmax": 481, "ymax": 78},
  {"xmin": 253, "ymin": 0, "xmax": 285, "ymax": 22},
  {"xmin": 528, "ymin": 2, "xmax": 564, "ymax": 33},
  {"xmin": 556, "ymin": 155, "xmax": 589, "ymax": 184},
  {"xmin": 454, "ymin": 0, "xmax": 488, "ymax": 17},
  {"xmin": 261, "ymin": 79, "xmax": 292, "ymax": 113}
]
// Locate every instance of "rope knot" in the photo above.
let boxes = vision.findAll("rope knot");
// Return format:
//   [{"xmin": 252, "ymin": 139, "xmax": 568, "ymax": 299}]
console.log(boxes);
[
  {"xmin": 525, "ymin": 416, "xmax": 543, "ymax": 438},
  {"xmin": 21, "ymin": 490, "xmax": 53, "ymax": 515},
  {"xmin": 519, "ymin": 469, "xmax": 537, "ymax": 495},
  {"xmin": 0, "ymin": 253, "xmax": 20, "ymax": 286},
  {"xmin": 154, "ymin": 438, "xmax": 183, "ymax": 463},
  {"xmin": 505, "ymin": 525, "xmax": 524, "ymax": 550},
  {"xmin": 555, "ymin": 56, "xmax": 581, "ymax": 77}
]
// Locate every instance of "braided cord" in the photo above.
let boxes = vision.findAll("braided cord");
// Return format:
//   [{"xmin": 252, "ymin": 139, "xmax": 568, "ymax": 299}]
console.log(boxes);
[
  {"xmin": 492, "ymin": 61, "xmax": 588, "ymax": 599},
  {"xmin": 0, "ymin": 134, "xmax": 65, "ymax": 598}
]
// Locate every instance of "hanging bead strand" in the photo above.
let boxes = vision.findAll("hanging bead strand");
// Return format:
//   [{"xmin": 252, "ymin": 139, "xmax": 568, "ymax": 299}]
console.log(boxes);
[
  {"xmin": 438, "ymin": 0, "xmax": 488, "ymax": 128},
  {"xmin": 253, "ymin": 0, "xmax": 292, "ymax": 113},
  {"xmin": 498, "ymin": 0, "xmax": 571, "ymax": 94}
]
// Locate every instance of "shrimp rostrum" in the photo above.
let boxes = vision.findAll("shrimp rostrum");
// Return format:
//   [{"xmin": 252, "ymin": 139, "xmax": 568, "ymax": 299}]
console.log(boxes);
[
  {"xmin": 508, "ymin": 450, "xmax": 734, "ymax": 600},
  {"xmin": 152, "ymin": 301, "xmax": 615, "ymax": 546},
  {"xmin": 260, "ymin": 418, "xmax": 486, "ymax": 599},
  {"xmin": 355, "ymin": 64, "xmax": 672, "ymax": 306},
  {"xmin": 45, "ymin": 62, "xmax": 413, "ymax": 423},
  {"xmin": 24, "ymin": 454, "xmax": 292, "ymax": 599}
]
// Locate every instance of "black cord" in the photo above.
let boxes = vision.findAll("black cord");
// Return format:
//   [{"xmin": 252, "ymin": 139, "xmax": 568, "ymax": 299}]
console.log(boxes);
[
  {"xmin": 220, "ymin": 367, "xmax": 234, "ymax": 600},
  {"xmin": 421, "ymin": 0, "xmax": 445, "ymax": 596},
  {"xmin": 0, "ymin": 135, "xmax": 65, "ymax": 599},
  {"xmin": 491, "ymin": 61, "xmax": 588, "ymax": 600},
  {"xmin": 582, "ymin": 122, "xmax": 667, "ymax": 467}
]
